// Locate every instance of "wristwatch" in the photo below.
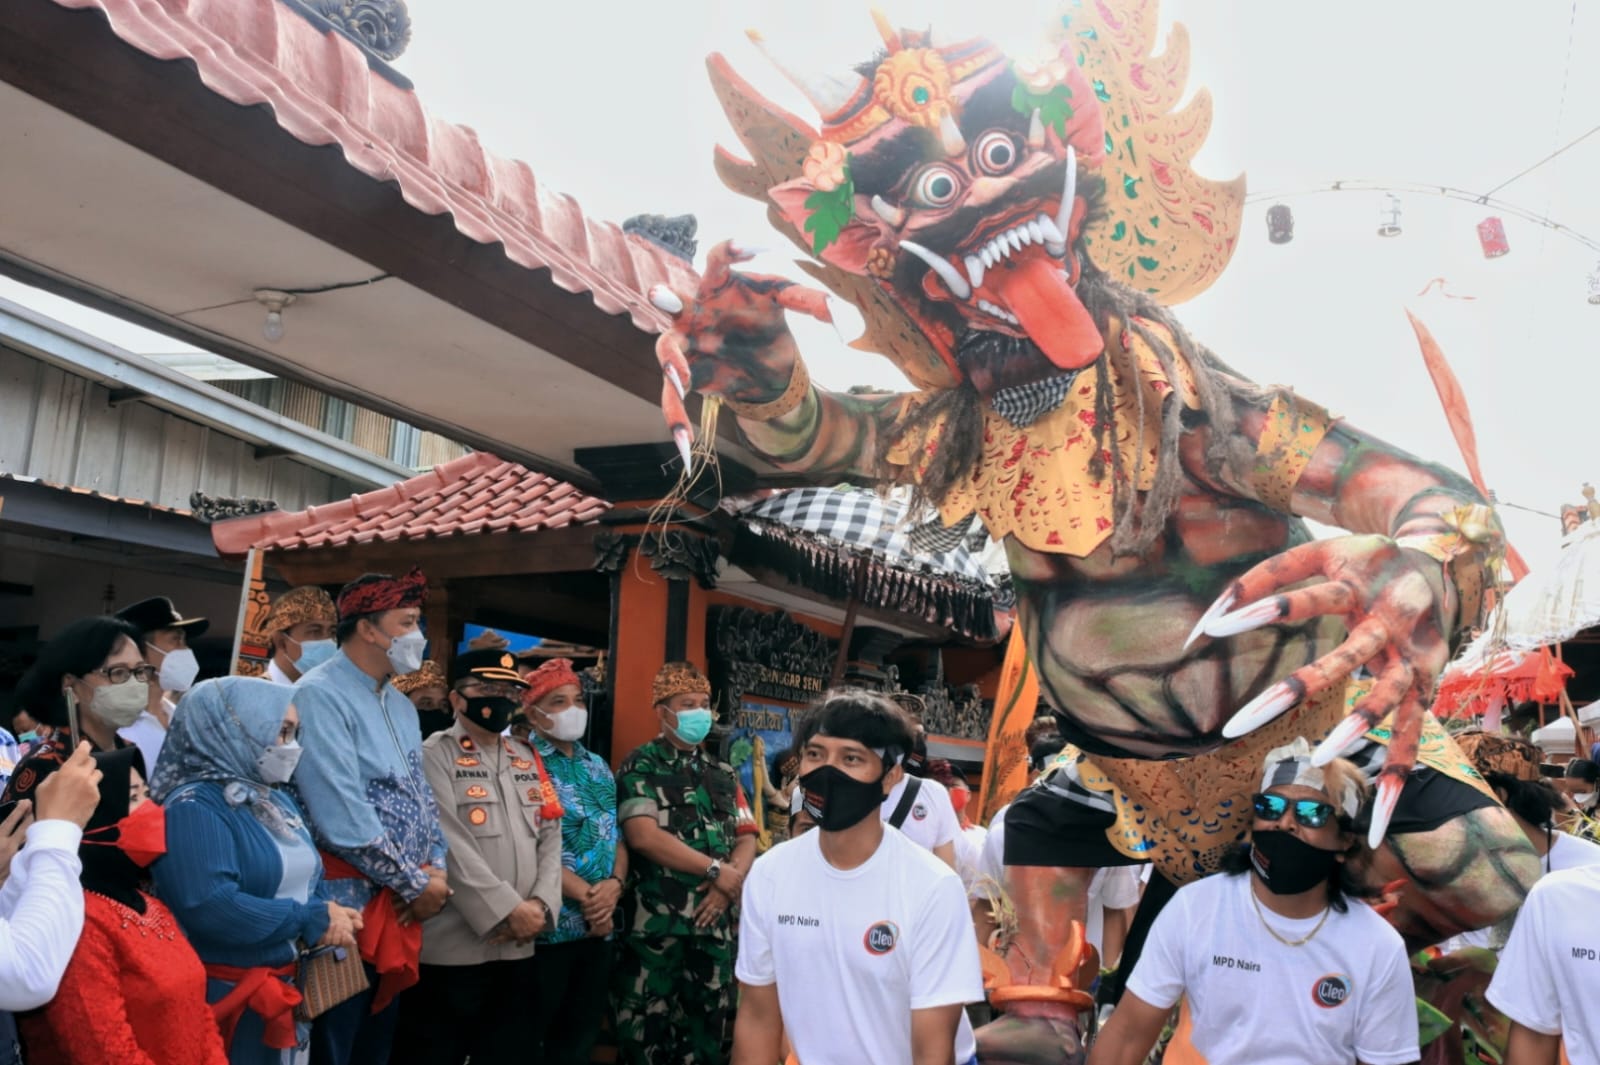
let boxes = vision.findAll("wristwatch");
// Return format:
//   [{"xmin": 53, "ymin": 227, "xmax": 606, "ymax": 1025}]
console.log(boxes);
[{"xmin": 705, "ymin": 859, "xmax": 722, "ymax": 882}]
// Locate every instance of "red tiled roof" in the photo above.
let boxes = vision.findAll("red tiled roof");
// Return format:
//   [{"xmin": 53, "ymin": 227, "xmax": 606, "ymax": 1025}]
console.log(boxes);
[
  {"xmin": 48, "ymin": 0, "xmax": 695, "ymax": 333},
  {"xmin": 210, "ymin": 452, "xmax": 609, "ymax": 555}
]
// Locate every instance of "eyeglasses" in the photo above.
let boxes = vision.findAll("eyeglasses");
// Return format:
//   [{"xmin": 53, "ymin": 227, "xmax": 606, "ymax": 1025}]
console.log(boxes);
[
  {"xmin": 92, "ymin": 664, "xmax": 159, "ymax": 685},
  {"xmin": 1252, "ymin": 792, "xmax": 1335, "ymax": 829}
]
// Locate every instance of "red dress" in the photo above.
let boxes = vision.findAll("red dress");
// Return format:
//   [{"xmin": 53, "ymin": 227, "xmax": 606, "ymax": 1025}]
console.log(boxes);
[{"xmin": 20, "ymin": 890, "xmax": 229, "ymax": 1065}]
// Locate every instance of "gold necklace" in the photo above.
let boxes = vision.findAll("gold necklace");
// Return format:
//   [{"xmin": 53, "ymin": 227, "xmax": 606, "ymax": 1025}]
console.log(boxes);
[{"xmin": 1250, "ymin": 886, "xmax": 1331, "ymax": 947}]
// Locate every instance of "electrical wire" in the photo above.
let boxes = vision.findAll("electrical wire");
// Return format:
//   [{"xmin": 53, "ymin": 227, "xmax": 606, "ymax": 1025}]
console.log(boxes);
[
  {"xmin": 1484, "ymin": 123, "xmax": 1600, "ymax": 198},
  {"xmin": 275, "ymin": 273, "xmax": 392, "ymax": 296}
]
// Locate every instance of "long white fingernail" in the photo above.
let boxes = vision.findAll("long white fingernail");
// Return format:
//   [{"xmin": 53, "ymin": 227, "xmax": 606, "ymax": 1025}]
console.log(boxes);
[
  {"xmin": 1367, "ymin": 776, "xmax": 1402, "ymax": 849},
  {"xmin": 649, "ymin": 285, "xmax": 684, "ymax": 315},
  {"xmin": 1312, "ymin": 715, "xmax": 1368, "ymax": 766},
  {"xmin": 1183, "ymin": 589, "xmax": 1236, "ymax": 650},
  {"xmin": 1220, "ymin": 681, "xmax": 1298, "ymax": 739},
  {"xmin": 1205, "ymin": 597, "xmax": 1282, "ymax": 639},
  {"xmin": 728, "ymin": 241, "xmax": 768, "ymax": 259},
  {"xmin": 665, "ymin": 366, "xmax": 687, "ymax": 399},
  {"xmin": 673, "ymin": 428, "xmax": 693, "ymax": 470}
]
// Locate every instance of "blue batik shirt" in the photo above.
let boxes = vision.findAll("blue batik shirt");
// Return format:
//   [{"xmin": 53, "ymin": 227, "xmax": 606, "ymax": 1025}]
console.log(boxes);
[
  {"xmin": 533, "ymin": 735, "xmax": 618, "ymax": 944},
  {"xmin": 290, "ymin": 651, "xmax": 447, "ymax": 910}
]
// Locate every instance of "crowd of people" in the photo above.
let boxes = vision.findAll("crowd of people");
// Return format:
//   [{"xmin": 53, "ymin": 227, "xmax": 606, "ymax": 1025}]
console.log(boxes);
[{"xmin": 1, "ymin": 567, "xmax": 1599, "ymax": 1065}]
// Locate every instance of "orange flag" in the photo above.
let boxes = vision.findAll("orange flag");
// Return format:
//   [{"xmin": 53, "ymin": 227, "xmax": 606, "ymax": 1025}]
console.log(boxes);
[
  {"xmin": 975, "ymin": 625, "xmax": 1040, "ymax": 825},
  {"xmin": 1405, "ymin": 310, "xmax": 1529, "ymax": 582}
]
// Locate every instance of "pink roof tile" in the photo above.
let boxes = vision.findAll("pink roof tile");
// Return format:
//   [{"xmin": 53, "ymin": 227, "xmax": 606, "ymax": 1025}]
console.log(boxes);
[
  {"xmin": 210, "ymin": 452, "xmax": 609, "ymax": 555},
  {"xmin": 48, "ymin": 0, "xmax": 697, "ymax": 335}
]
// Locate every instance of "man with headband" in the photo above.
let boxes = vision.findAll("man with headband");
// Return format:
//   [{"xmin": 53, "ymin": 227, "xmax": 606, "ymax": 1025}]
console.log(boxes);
[
  {"xmin": 394, "ymin": 660, "xmax": 452, "ymax": 740},
  {"xmin": 613, "ymin": 661, "xmax": 758, "ymax": 1064},
  {"xmin": 394, "ymin": 648, "xmax": 563, "ymax": 1065},
  {"xmin": 732, "ymin": 689, "xmax": 983, "ymax": 1065},
  {"xmin": 290, "ymin": 568, "xmax": 448, "ymax": 1065},
  {"xmin": 262, "ymin": 585, "xmax": 338, "ymax": 686},
  {"xmin": 1088, "ymin": 738, "xmax": 1418, "ymax": 1065}
]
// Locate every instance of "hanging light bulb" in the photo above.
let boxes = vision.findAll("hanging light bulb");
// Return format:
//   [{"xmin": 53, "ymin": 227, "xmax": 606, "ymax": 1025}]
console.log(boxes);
[
  {"xmin": 1376, "ymin": 194, "xmax": 1403, "ymax": 237},
  {"xmin": 253, "ymin": 289, "xmax": 296, "ymax": 342}
]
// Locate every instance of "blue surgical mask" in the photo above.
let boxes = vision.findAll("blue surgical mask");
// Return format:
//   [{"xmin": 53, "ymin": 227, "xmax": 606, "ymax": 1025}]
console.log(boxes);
[
  {"xmin": 291, "ymin": 638, "xmax": 337, "ymax": 674},
  {"xmin": 17, "ymin": 731, "xmax": 37, "ymax": 743},
  {"xmin": 669, "ymin": 708, "xmax": 714, "ymax": 746}
]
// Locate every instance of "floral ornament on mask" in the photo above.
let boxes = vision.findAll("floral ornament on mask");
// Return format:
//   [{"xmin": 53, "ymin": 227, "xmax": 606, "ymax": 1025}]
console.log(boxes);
[{"xmin": 802, "ymin": 142, "xmax": 855, "ymax": 254}]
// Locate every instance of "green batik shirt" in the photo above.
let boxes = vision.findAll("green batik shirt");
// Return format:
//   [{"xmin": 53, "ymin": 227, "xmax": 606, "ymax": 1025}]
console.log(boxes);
[{"xmin": 616, "ymin": 737, "xmax": 756, "ymax": 939}]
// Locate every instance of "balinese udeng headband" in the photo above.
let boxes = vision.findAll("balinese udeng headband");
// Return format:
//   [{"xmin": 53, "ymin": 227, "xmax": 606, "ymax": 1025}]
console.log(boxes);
[
  {"xmin": 1261, "ymin": 737, "xmax": 1361, "ymax": 820},
  {"xmin": 523, "ymin": 658, "xmax": 582, "ymax": 707},
  {"xmin": 392, "ymin": 659, "xmax": 446, "ymax": 695},
  {"xmin": 336, "ymin": 567, "xmax": 427, "ymax": 620},
  {"xmin": 262, "ymin": 586, "xmax": 336, "ymax": 636},
  {"xmin": 652, "ymin": 662, "xmax": 712, "ymax": 706},
  {"xmin": 1456, "ymin": 731, "xmax": 1543, "ymax": 784}
]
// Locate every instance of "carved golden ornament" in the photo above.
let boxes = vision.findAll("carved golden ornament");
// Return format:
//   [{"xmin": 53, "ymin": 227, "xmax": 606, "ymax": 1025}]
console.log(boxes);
[{"xmin": 871, "ymin": 49, "xmax": 955, "ymax": 129}]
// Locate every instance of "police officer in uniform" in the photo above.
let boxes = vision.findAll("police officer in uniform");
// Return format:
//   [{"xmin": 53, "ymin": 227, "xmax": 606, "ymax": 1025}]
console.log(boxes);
[
  {"xmin": 612, "ymin": 662, "xmax": 759, "ymax": 1065},
  {"xmin": 393, "ymin": 648, "xmax": 564, "ymax": 1065}
]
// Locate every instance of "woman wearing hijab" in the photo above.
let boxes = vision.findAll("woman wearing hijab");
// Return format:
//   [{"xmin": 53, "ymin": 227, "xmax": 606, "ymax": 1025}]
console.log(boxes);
[
  {"xmin": 150, "ymin": 677, "xmax": 363, "ymax": 1065},
  {"xmin": 2, "ymin": 616, "xmax": 146, "ymax": 806},
  {"xmin": 20, "ymin": 746, "xmax": 228, "ymax": 1065}
]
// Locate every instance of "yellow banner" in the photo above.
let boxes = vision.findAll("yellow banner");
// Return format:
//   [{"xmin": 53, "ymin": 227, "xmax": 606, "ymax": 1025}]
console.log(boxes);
[{"xmin": 974, "ymin": 625, "xmax": 1040, "ymax": 824}]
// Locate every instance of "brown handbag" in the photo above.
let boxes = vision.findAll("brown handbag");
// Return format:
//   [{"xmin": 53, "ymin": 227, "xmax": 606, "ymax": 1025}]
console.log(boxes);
[{"xmin": 295, "ymin": 944, "xmax": 370, "ymax": 1021}]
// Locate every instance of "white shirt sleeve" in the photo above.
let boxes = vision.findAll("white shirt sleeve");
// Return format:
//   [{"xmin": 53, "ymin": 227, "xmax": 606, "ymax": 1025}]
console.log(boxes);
[
  {"xmin": 922, "ymin": 780, "xmax": 960, "ymax": 849},
  {"xmin": 734, "ymin": 855, "xmax": 777, "ymax": 987},
  {"xmin": 1124, "ymin": 884, "xmax": 1189, "ymax": 1010},
  {"xmin": 0, "ymin": 819, "xmax": 86, "ymax": 1010},
  {"xmin": 1486, "ymin": 881, "xmax": 1562, "ymax": 1035},
  {"xmin": 908, "ymin": 873, "xmax": 985, "ymax": 1010},
  {"xmin": 1354, "ymin": 930, "xmax": 1424, "ymax": 1065},
  {"xmin": 1099, "ymin": 865, "xmax": 1144, "ymax": 910}
]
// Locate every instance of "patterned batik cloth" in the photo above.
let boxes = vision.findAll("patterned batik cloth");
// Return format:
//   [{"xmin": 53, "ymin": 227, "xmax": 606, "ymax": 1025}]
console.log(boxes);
[{"xmin": 533, "ymin": 735, "xmax": 619, "ymax": 944}]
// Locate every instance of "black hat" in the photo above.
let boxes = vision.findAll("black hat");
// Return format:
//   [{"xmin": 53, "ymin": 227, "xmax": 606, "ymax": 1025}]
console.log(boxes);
[
  {"xmin": 115, "ymin": 597, "xmax": 209, "ymax": 640},
  {"xmin": 451, "ymin": 648, "xmax": 527, "ymax": 687}
]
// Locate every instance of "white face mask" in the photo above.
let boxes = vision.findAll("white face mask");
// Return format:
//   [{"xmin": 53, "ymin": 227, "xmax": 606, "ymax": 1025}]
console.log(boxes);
[
  {"xmin": 153, "ymin": 645, "xmax": 200, "ymax": 693},
  {"xmin": 1577, "ymin": 791, "xmax": 1597, "ymax": 806},
  {"xmin": 383, "ymin": 628, "xmax": 427, "ymax": 675},
  {"xmin": 256, "ymin": 739, "xmax": 303, "ymax": 785},
  {"xmin": 540, "ymin": 706, "xmax": 589, "ymax": 743},
  {"xmin": 91, "ymin": 676, "xmax": 150, "ymax": 727}
]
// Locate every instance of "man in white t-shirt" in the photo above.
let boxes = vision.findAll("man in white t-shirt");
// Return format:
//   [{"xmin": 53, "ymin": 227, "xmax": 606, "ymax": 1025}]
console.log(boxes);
[
  {"xmin": 1087, "ymin": 738, "xmax": 1419, "ymax": 1065},
  {"xmin": 882, "ymin": 763, "xmax": 960, "ymax": 867},
  {"xmin": 733, "ymin": 690, "xmax": 984, "ymax": 1065},
  {"xmin": 1486, "ymin": 864, "xmax": 1600, "ymax": 1065}
]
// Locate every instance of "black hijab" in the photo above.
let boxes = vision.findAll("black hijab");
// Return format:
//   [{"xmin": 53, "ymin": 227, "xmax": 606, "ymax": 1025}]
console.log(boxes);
[{"xmin": 80, "ymin": 747, "xmax": 150, "ymax": 914}]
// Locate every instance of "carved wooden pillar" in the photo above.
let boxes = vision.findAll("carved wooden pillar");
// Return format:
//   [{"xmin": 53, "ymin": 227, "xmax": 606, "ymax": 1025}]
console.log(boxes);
[{"xmin": 423, "ymin": 575, "xmax": 456, "ymax": 676}]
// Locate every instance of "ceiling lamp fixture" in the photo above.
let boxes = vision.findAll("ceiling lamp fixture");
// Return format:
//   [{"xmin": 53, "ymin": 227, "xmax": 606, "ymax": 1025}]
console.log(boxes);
[
  {"xmin": 1376, "ymin": 194, "xmax": 1403, "ymax": 238},
  {"xmin": 253, "ymin": 289, "xmax": 296, "ymax": 343},
  {"xmin": 1266, "ymin": 204, "xmax": 1294, "ymax": 244}
]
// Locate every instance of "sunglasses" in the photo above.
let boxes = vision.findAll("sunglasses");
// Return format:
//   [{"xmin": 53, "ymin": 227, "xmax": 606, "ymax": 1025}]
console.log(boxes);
[{"xmin": 1252, "ymin": 792, "xmax": 1335, "ymax": 829}]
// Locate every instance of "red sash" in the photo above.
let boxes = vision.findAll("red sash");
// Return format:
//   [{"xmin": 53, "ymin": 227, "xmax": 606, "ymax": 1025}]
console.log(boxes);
[
  {"xmin": 319, "ymin": 852, "xmax": 424, "ymax": 1013},
  {"xmin": 205, "ymin": 961, "xmax": 301, "ymax": 1049}
]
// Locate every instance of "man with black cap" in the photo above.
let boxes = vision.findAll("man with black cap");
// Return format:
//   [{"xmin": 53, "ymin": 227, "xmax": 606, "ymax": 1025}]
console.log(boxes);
[
  {"xmin": 113, "ymin": 596, "xmax": 208, "ymax": 769},
  {"xmin": 290, "ymin": 568, "xmax": 448, "ymax": 1065},
  {"xmin": 393, "ymin": 648, "xmax": 564, "ymax": 1065}
]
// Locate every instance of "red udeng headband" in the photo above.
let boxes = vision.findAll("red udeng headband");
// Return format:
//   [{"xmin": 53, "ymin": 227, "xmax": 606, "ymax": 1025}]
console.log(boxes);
[
  {"xmin": 522, "ymin": 658, "xmax": 581, "ymax": 707},
  {"xmin": 337, "ymin": 567, "xmax": 427, "ymax": 619}
]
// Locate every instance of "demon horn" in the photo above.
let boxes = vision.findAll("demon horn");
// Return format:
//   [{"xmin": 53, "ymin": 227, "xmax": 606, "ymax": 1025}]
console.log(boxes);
[
  {"xmin": 899, "ymin": 240, "xmax": 971, "ymax": 299},
  {"xmin": 939, "ymin": 112, "xmax": 967, "ymax": 157},
  {"xmin": 870, "ymin": 195, "xmax": 907, "ymax": 229},
  {"xmin": 746, "ymin": 29, "xmax": 861, "ymax": 118},
  {"xmin": 1027, "ymin": 108, "xmax": 1046, "ymax": 150}
]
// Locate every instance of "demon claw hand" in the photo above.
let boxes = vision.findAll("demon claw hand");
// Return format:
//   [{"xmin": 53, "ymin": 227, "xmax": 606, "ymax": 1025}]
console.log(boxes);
[
  {"xmin": 1194, "ymin": 535, "xmax": 1451, "ymax": 848},
  {"xmin": 649, "ymin": 240, "xmax": 834, "ymax": 467}
]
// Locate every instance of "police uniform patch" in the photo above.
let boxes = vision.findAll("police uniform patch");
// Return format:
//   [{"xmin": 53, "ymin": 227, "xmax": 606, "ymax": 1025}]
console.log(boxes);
[
  {"xmin": 465, "ymin": 784, "xmax": 488, "ymax": 799},
  {"xmin": 456, "ymin": 757, "xmax": 480, "ymax": 768},
  {"xmin": 459, "ymin": 736, "xmax": 476, "ymax": 751},
  {"xmin": 527, "ymin": 787, "xmax": 541, "ymax": 802},
  {"xmin": 468, "ymin": 807, "xmax": 488, "ymax": 826},
  {"xmin": 512, "ymin": 758, "xmax": 534, "ymax": 771}
]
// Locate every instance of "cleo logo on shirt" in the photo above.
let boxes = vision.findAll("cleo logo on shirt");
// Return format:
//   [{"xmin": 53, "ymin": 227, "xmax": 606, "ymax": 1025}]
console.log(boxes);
[
  {"xmin": 863, "ymin": 921, "xmax": 900, "ymax": 955},
  {"xmin": 911, "ymin": 803, "xmax": 928, "ymax": 821},
  {"xmin": 1312, "ymin": 974, "xmax": 1351, "ymax": 1009}
]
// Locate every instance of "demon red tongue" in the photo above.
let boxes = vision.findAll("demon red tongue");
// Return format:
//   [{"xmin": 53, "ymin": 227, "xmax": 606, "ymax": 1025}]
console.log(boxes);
[{"xmin": 989, "ymin": 257, "xmax": 1103, "ymax": 370}]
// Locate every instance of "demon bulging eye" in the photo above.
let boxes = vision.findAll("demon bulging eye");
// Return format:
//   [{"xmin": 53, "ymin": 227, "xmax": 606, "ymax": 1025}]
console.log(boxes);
[
  {"xmin": 974, "ymin": 131, "xmax": 1019, "ymax": 176},
  {"xmin": 910, "ymin": 164, "xmax": 963, "ymax": 209}
]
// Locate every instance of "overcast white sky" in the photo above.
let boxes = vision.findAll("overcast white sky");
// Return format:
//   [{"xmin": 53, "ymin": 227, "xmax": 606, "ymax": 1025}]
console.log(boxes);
[{"xmin": 8, "ymin": 0, "xmax": 1596, "ymax": 574}]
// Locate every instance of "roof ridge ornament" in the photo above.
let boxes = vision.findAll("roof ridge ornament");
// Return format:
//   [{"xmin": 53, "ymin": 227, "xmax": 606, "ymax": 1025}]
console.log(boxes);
[{"xmin": 290, "ymin": 0, "xmax": 412, "ymax": 64}]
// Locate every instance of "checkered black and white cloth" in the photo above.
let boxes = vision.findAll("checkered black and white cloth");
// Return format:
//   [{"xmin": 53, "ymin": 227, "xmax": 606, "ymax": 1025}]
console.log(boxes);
[
  {"xmin": 740, "ymin": 487, "xmax": 994, "ymax": 587},
  {"xmin": 990, "ymin": 369, "xmax": 1084, "ymax": 428}
]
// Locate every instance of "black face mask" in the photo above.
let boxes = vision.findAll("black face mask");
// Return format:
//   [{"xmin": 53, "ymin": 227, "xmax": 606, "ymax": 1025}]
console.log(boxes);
[
  {"xmin": 799, "ymin": 764, "xmax": 888, "ymax": 832},
  {"xmin": 462, "ymin": 696, "xmax": 518, "ymax": 734},
  {"xmin": 418, "ymin": 709, "xmax": 454, "ymax": 739},
  {"xmin": 1249, "ymin": 830, "xmax": 1342, "ymax": 895}
]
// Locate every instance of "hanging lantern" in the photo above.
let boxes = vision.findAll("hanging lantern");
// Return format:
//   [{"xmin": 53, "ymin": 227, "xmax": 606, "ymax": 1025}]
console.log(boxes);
[
  {"xmin": 1476, "ymin": 217, "xmax": 1510, "ymax": 258},
  {"xmin": 1266, "ymin": 204, "xmax": 1294, "ymax": 244},
  {"xmin": 1588, "ymin": 263, "xmax": 1600, "ymax": 305},
  {"xmin": 1376, "ymin": 194, "xmax": 1402, "ymax": 237}
]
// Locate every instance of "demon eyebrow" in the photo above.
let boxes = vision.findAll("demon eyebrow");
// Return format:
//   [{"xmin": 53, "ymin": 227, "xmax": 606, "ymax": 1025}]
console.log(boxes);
[
  {"xmin": 960, "ymin": 76, "xmax": 1027, "ymax": 139},
  {"xmin": 850, "ymin": 129, "xmax": 940, "ymax": 198}
]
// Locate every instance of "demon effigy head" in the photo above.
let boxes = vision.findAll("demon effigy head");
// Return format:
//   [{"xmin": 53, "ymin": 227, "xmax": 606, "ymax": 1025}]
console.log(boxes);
[{"xmin": 718, "ymin": 4, "xmax": 1244, "ymax": 397}]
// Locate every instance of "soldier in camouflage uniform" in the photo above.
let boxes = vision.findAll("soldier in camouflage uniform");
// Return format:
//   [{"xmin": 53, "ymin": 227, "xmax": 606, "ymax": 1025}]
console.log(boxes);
[{"xmin": 614, "ymin": 662, "xmax": 758, "ymax": 1064}]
